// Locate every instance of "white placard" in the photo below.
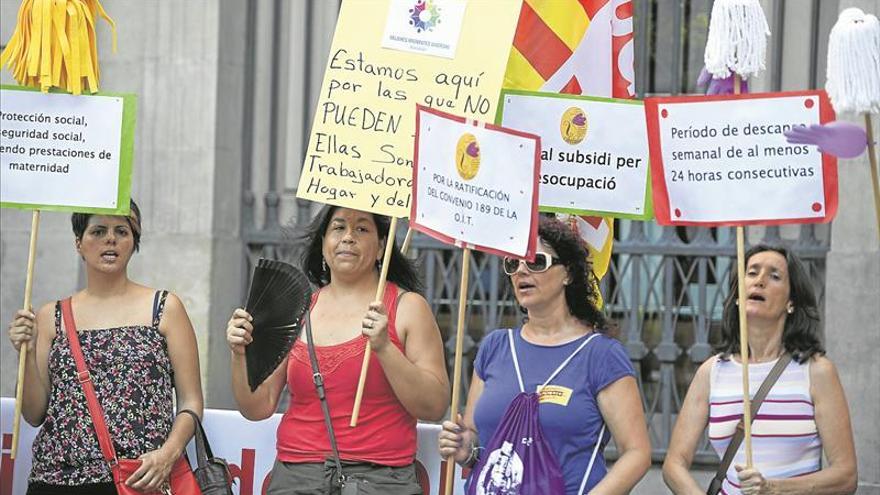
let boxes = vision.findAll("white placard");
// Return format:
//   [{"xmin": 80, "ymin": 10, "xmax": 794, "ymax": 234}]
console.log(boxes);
[
  {"xmin": 0, "ymin": 89, "xmax": 128, "ymax": 211},
  {"xmin": 500, "ymin": 91, "xmax": 651, "ymax": 218},
  {"xmin": 0, "ymin": 398, "xmax": 467, "ymax": 495},
  {"xmin": 381, "ymin": 0, "xmax": 467, "ymax": 59},
  {"xmin": 646, "ymin": 91, "xmax": 837, "ymax": 225},
  {"xmin": 412, "ymin": 106, "xmax": 540, "ymax": 258}
]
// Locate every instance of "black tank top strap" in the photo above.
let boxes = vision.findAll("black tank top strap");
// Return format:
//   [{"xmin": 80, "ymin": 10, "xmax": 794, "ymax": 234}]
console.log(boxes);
[
  {"xmin": 393, "ymin": 287, "xmax": 407, "ymax": 319},
  {"xmin": 386, "ymin": 283, "xmax": 414, "ymax": 338},
  {"xmin": 54, "ymin": 300, "xmax": 63, "ymax": 332},
  {"xmin": 152, "ymin": 290, "xmax": 170, "ymax": 328}
]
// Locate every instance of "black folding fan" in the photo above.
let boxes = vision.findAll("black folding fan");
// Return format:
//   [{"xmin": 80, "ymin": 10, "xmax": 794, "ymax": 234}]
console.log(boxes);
[{"xmin": 244, "ymin": 258, "xmax": 313, "ymax": 391}]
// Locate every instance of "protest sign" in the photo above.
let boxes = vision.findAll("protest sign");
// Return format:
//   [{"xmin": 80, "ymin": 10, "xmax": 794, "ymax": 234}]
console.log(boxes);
[
  {"xmin": 498, "ymin": 89, "xmax": 651, "ymax": 219},
  {"xmin": 645, "ymin": 90, "xmax": 837, "ymax": 226},
  {"xmin": 411, "ymin": 105, "xmax": 540, "ymax": 259},
  {"xmin": 0, "ymin": 86, "xmax": 135, "ymax": 214},
  {"xmin": 327, "ymin": 0, "xmax": 522, "ymax": 425},
  {"xmin": 409, "ymin": 104, "xmax": 540, "ymax": 493},
  {"xmin": 296, "ymin": 0, "xmax": 522, "ymax": 218}
]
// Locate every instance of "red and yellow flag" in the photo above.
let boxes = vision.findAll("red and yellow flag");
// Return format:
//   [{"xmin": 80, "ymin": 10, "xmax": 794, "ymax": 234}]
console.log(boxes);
[
  {"xmin": 504, "ymin": 0, "xmax": 635, "ymax": 307},
  {"xmin": 505, "ymin": 0, "xmax": 634, "ymax": 98}
]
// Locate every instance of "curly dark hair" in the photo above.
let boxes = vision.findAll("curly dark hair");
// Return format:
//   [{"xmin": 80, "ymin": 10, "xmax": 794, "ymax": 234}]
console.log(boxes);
[
  {"xmin": 716, "ymin": 244, "xmax": 824, "ymax": 364},
  {"xmin": 516, "ymin": 215, "xmax": 607, "ymax": 331},
  {"xmin": 71, "ymin": 199, "xmax": 142, "ymax": 252},
  {"xmin": 300, "ymin": 205, "xmax": 423, "ymax": 294}
]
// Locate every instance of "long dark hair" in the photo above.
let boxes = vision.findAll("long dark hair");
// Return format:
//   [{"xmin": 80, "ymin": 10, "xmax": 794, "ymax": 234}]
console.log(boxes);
[
  {"xmin": 300, "ymin": 205, "xmax": 423, "ymax": 294},
  {"xmin": 716, "ymin": 244, "xmax": 824, "ymax": 363},
  {"xmin": 520, "ymin": 215, "xmax": 607, "ymax": 331}
]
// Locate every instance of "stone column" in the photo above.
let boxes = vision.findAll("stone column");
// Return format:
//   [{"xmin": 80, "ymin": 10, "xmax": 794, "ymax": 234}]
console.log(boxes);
[{"xmin": 824, "ymin": 3, "xmax": 880, "ymax": 495}]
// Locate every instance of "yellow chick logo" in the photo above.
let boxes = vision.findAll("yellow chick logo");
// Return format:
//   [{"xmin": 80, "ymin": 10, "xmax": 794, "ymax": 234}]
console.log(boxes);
[
  {"xmin": 455, "ymin": 133, "xmax": 480, "ymax": 180},
  {"xmin": 560, "ymin": 107, "xmax": 588, "ymax": 145}
]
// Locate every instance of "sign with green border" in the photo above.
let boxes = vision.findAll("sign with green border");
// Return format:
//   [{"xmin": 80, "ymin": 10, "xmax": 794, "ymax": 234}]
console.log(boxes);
[
  {"xmin": 496, "ymin": 88, "xmax": 653, "ymax": 220},
  {"xmin": 1, "ymin": 85, "xmax": 136, "ymax": 215}
]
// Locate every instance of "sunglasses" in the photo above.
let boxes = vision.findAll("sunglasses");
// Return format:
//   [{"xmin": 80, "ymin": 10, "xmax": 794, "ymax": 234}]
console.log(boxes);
[{"xmin": 502, "ymin": 252, "xmax": 562, "ymax": 275}]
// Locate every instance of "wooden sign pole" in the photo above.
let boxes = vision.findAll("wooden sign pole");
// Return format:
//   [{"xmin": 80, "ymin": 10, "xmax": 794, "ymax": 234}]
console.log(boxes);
[
  {"xmin": 735, "ymin": 224, "xmax": 753, "ymax": 467},
  {"xmin": 401, "ymin": 227, "xmax": 415, "ymax": 255},
  {"xmin": 733, "ymin": 76, "xmax": 753, "ymax": 467},
  {"xmin": 12, "ymin": 210, "xmax": 40, "ymax": 459},
  {"xmin": 444, "ymin": 248, "xmax": 471, "ymax": 495},
  {"xmin": 351, "ymin": 217, "xmax": 398, "ymax": 426},
  {"xmin": 863, "ymin": 114, "xmax": 880, "ymax": 242}
]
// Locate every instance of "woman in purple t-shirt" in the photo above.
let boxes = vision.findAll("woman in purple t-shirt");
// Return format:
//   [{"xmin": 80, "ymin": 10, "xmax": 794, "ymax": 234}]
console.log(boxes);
[{"xmin": 439, "ymin": 216, "xmax": 650, "ymax": 494}]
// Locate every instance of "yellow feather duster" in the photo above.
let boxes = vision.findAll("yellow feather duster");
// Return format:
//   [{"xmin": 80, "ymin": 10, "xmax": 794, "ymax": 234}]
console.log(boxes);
[{"xmin": 0, "ymin": 0, "xmax": 116, "ymax": 95}]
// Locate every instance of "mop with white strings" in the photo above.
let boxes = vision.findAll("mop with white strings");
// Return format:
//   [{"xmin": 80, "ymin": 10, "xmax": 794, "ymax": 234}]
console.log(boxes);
[
  {"xmin": 704, "ymin": 0, "xmax": 770, "ymax": 470},
  {"xmin": 826, "ymin": 7, "xmax": 880, "ymax": 242}
]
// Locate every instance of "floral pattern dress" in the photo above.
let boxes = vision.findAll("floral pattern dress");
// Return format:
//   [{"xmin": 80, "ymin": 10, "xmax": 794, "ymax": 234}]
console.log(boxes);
[{"xmin": 29, "ymin": 291, "xmax": 175, "ymax": 485}]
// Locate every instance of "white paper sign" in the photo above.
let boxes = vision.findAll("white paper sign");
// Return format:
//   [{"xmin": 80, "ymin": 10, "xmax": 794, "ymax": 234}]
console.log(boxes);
[
  {"xmin": 500, "ymin": 91, "xmax": 651, "ymax": 218},
  {"xmin": 412, "ymin": 106, "xmax": 540, "ymax": 258},
  {"xmin": 0, "ymin": 398, "xmax": 468, "ymax": 495},
  {"xmin": 381, "ymin": 0, "xmax": 467, "ymax": 58},
  {"xmin": 645, "ymin": 91, "xmax": 838, "ymax": 225},
  {"xmin": 0, "ymin": 89, "xmax": 127, "ymax": 210}
]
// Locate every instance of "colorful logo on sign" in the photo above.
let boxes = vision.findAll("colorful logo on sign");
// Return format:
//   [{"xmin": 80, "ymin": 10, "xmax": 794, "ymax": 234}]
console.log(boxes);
[
  {"xmin": 455, "ymin": 133, "xmax": 480, "ymax": 180},
  {"xmin": 409, "ymin": 0, "xmax": 441, "ymax": 33},
  {"xmin": 560, "ymin": 107, "xmax": 588, "ymax": 145}
]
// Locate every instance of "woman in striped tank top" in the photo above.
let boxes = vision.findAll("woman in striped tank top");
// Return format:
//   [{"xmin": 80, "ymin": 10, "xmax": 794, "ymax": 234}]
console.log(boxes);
[{"xmin": 662, "ymin": 245, "xmax": 856, "ymax": 495}]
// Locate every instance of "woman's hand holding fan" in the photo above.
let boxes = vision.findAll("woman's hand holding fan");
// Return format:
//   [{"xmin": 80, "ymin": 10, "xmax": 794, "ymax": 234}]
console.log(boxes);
[
  {"xmin": 240, "ymin": 259, "xmax": 313, "ymax": 391},
  {"xmin": 226, "ymin": 309, "xmax": 254, "ymax": 355}
]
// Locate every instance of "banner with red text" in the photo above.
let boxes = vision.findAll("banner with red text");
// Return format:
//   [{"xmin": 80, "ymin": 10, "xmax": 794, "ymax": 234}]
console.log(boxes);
[{"xmin": 0, "ymin": 398, "xmax": 466, "ymax": 495}]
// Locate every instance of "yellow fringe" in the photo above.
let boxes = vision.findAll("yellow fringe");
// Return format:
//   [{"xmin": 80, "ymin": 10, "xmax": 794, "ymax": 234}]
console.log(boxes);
[{"xmin": 0, "ymin": 0, "xmax": 116, "ymax": 95}]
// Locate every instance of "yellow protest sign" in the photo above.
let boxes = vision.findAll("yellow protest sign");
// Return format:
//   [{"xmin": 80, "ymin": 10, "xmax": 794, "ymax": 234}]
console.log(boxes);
[{"xmin": 297, "ymin": 0, "xmax": 523, "ymax": 217}]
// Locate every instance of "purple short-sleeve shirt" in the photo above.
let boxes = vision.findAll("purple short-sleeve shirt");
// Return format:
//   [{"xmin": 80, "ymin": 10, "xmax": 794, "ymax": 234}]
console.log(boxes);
[{"xmin": 472, "ymin": 327, "xmax": 635, "ymax": 494}]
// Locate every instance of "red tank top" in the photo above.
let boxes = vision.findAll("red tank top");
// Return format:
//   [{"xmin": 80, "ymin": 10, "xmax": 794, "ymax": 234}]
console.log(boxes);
[{"xmin": 276, "ymin": 282, "xmax": 417, "ymax": 466}]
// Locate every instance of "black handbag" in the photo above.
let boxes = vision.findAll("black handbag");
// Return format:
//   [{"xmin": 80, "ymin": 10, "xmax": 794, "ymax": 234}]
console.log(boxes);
[{"xmin": 179, "ymin": 409, "xmax": 235, "ymax": 495}]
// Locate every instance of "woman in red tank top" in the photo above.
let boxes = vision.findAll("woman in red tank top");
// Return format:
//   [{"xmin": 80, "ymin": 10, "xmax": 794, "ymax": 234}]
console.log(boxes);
[{"xmin": 226, "ymin": 206, "xmax": 449, "ymax": 495}]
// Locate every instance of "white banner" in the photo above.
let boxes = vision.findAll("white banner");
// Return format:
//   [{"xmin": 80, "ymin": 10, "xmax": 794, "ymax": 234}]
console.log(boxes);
[{"xmin": 0, "ymin": 398, "xmax": 467, "ymax": 495}]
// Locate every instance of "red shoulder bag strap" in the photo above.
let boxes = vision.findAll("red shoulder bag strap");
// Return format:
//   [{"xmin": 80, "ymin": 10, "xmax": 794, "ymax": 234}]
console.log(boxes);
[{"xmin": 61, "ymin": 297, "xmax": 120, "ymax": 467}]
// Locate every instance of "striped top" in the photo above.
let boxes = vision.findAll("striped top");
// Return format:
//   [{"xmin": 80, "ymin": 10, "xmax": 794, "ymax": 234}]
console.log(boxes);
[{"xmin": 708, "ymin": 355, "xmax": 822, "ymax": 495}]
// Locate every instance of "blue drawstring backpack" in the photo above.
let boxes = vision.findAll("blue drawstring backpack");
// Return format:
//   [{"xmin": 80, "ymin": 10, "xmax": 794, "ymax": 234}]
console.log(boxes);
[{"xmin": 467, "ymin": 330, "xmax": 606, "ymax": 495}]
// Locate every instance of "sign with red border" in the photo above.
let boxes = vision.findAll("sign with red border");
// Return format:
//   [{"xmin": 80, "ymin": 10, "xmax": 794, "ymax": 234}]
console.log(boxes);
[
  {"xmin": 645, "ymin": 90, "xmax": 838, "ymax": 226},
  {"xmin": 411, "ymin": 105, "xmax": 540, "ymax": 259}
]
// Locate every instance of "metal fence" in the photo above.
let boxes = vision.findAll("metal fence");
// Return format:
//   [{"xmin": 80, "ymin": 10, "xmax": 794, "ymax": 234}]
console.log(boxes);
[{"xmin": 240, "ymin": 0, "xmax": 830, "ymax": 461}]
